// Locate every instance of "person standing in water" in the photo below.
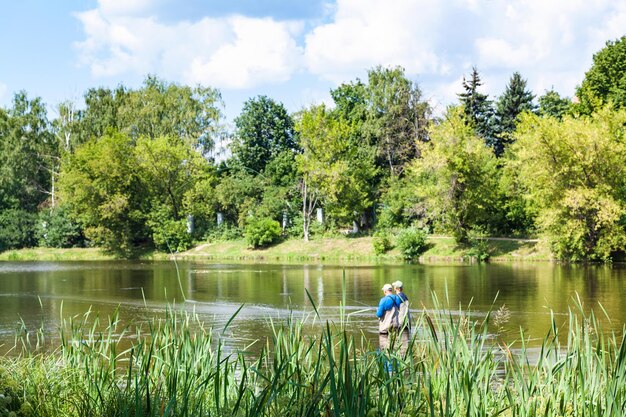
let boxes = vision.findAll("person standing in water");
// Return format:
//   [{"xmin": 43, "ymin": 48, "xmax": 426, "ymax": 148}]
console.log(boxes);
[
  {"xmin": 392, "ymin": 280, "xmax": 410, "ymax": 332},
  {"xmin": 377, "ymin": 283, "xmax": 400, "ymax": 350}
]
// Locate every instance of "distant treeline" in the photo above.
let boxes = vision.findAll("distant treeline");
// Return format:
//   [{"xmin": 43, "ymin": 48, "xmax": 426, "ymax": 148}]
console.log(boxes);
[{"xmin": 1, "ymin": 37, "xmax": 626, "ymax": 261}]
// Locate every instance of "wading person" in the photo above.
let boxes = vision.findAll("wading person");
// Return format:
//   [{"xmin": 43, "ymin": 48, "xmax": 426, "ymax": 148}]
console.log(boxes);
[
  {"xmin": 392, "ymin": 280, "xmax": 411, "ymax": 332},
  {"xmin": 377, "ymin": 283, "xmax": 400, "ymax": 351},
  {"xmin": 392, "ymin": 280, "xmax": 410, "ymax": 356}
]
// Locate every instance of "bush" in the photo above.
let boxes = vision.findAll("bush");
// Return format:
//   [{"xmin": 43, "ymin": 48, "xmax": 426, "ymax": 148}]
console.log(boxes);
[
  {"xmin": 466, "ymin": 228, "xmax": 491, "ymax": 262},
  {"xmin": 36, "ymin": 206, "xmax": 84, "ymax": 248},
  {"xmin": 0, "ymin": 209, "xmax": 37, "ymax": 252},
  {"xmin": 372, "ymin": 232, "xmax": 393, "ymax": 255},
  {"xmin": 396, "ymin": 228, "xmax": 428, "ymax": 260},
  {"xmin": 245, "ymin": 218, "xmax": 282, "ymax": 248},
  {"xmin": 150, "ymin": 218, "xmax": 192, "ymax": 253}
]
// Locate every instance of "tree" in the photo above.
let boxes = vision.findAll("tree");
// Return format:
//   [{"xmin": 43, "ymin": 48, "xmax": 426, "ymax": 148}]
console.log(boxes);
[
  {"xmin": 538, "ymin": 89, "xmax": 572, "ymax": 119},
  {"xmin": 511, "ymin": 107, "xmax": 626, "ymax": 260},
  {"xmin": 58, "ymin": 131, "xmax": 146, "ymax": 256},
  {"xmin": 407, "ymin": 107, "xmax": 500, "ymax": 242},
  {"xmin": 295, "ymin": 105, "xmax": 378, "ymax": 240},
  {"xmin": 458, "ymin": 67, "xmax": 495, "ymax": 150},
  {"xmin": 75, "ymin": 77, "xmax": 223, "ymax": 154},
  {"xmin": 0, "ymin": 92, "xmax": 55, "ymax": 212},
  {"xmin": 231, "ymin": 95, "xmax": 298, "ymax": 177},
  {"xmin": 492, "ymin": 72, "xmax": 536, "ymax": 156},
  {"xmin": 576, "ymin": 36, "xmax": 626, "ymax": 114},
  {"xmin": 363, "ymin": 66, "xmax": 431, "ymax": 176},
  {"xmin": 331, "ymin": 66, "xmax": 431, "ymax": 177}
]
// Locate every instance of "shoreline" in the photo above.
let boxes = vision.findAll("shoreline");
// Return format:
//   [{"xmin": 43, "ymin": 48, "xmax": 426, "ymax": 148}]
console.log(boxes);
[{"xmin": 0, "ymin": 235, "xmax": 553, "ymax": 263}]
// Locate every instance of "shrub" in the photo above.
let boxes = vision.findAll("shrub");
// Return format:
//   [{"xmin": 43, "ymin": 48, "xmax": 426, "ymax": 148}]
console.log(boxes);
[
  {"xmin": 0, "ymin": 209, "xmax": 36, "ymax": 251},
  {"xmin": 36, "ymin": 206, "xmax": 84, "ymax": 248},
  {"xmin": 396, "ymin": 228, "xmax": 427, "ymax": 260},
  {"xmin": 466, "ymin": 227, "xmax": 491, "ymax": 262},
  {"xmin": 372, "ymin": 232, "xmax": 393, "ymax": 255},
  {"xmin": 245, "ymin": 218, "xmax": 282, "ymax": 248},
  {"xmin": 150, "ymin": 218, "xmax": 192, "ymax": 253}
]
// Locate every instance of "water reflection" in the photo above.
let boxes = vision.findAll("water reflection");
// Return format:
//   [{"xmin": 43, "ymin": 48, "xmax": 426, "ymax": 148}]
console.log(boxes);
[{"xmin": 0, "ymin": 261, "xmax": 624, "ymax": 355}]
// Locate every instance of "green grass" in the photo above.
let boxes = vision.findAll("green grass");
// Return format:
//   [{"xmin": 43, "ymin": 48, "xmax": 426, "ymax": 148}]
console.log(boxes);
[
  {"xmin": 0, "ymin": 236, "xmax": 551, "ymax": 263},
  {"xmin": 2, "ymin": 287, "xmax": 624, "ymax": 416}
]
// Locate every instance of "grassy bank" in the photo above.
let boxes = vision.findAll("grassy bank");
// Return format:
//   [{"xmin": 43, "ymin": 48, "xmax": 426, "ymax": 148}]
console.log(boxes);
[
  {"xmin": 177, "ymin": 235, "xmax": 551, "ymax": 263},
  {"xmin": 0, "ymin": 235, "xmax": 550, "ymax": 263},
  {"xmin": 1, "ymin": 295, "xmax": 624, "ymax": 416}
]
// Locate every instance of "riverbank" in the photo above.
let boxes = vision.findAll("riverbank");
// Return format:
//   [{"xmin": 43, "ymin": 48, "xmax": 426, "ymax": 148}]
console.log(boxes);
[{"xmin": 0, "ymin": 235, "xmax": 551, "ymax": 262}]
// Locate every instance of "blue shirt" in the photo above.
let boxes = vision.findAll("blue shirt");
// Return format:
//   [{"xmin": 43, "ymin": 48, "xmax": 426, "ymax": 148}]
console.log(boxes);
[{"xmin": 376, "ymin": 294, "xmax": 401, "ymax": 318}]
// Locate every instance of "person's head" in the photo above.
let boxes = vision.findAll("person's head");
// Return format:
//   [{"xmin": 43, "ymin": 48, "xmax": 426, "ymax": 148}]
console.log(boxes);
[
  {"xmin": 392, "ymin": 280, "xmax": 403, "ymax": 293},
  {"xmin": 381, "ymin": 283, "xmax": 393, "ymax": 295}
]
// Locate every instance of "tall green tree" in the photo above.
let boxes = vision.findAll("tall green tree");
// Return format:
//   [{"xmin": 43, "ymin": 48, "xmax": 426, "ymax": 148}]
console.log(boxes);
[
  {"xmin": 511, "ymin": 107, "xmax": 626, "ymax": 260},
  {"xmin": 59, "ymin": 131, "xmax": 146, "ymax": 256},
  {"xmin": 363, "ymin": 66, "xmax": 431, "ymax": 176},
  {"xmin": 458, "ymin": 67, "xmax": 495, "ymax": 150},
  {"xmin": 0, "ymin": 92, "xmax": 55, "ymax": 211},
  {"xmin": 231, "ymin": 95, "xmax": 298, "ymax": 179},
  {"xmin": 74, "ymin": 77, "xmax": 223, "ymax": 154},
  {"xmin": 407, "ymin": 107, "xmax": 500, "ymax": 242},
  {"xmin": 295, "ymin": 105, "xmax": 378, "ymax": 240},
  {"xmin": 492, "ymin": 72, "xmax": 536, "ymax": 156},
  {"xmin": 576, "ymin": 36, "xmax": 626, "ymax": 114},
  {"xmin": 538, "ymin": 89, "xmax": 572, "ymax": 119}
]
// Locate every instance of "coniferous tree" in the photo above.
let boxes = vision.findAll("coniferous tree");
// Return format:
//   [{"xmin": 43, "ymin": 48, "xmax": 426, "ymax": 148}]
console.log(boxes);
[
  {"xmin": 538, "ymin": 89, "xmax": 571, "ymax": 119},
  {"xmin": 458, "ymin": 67, "xmax": 495, "ymax": 149},
  {"xmin": 492, "ymin": 72, "xmax": 536, "ymax": 156}
]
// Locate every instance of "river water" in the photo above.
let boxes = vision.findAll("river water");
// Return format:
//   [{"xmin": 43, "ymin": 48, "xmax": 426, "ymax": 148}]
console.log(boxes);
[{"xmin": 1, "ymin": 261, "xmax": 625, "ymax": 354}]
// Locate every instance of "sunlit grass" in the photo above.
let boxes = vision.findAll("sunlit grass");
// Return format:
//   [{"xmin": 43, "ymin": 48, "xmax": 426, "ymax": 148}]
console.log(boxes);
[{"xmin": 1, "ymin": 289, "xmax": 624, "ymax": 416}]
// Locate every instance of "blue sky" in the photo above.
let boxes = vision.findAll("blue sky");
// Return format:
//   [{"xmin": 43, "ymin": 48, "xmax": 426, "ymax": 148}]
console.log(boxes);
[{"xmin": 1, "ymin": 0, "xmax": 625, "ymax": 124}]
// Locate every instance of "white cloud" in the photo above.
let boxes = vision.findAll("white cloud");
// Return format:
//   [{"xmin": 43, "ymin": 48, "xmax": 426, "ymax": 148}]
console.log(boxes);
[
  {"xmin": 74, "ymin": 4, "xmax": 303, "ymax": 89},
  {"xmin": 304, "ymin": 0, "xmax": 448, "ymax": 82},
  {"xmin": 185, "ymin": 17, "xmax": 303, "ymax": 89}
]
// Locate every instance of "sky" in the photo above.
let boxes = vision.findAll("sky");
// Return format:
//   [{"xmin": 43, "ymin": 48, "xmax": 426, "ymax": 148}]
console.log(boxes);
[{"xmin": 1, "ymin": 0, "xmax": 625, "ymax": 124}]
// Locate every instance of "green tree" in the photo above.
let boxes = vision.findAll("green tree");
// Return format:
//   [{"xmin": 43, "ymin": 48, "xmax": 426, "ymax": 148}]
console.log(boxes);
[
  {"xmin": 74, "ymin": 77, "xmax": 223, "ymax": 154},
  {"xmin": 407, "ymin": 107, "xmax": 500, "ymax": 242},
  {"xmin": 0, "ymin": 92, "xmax": 55, "ymax": 212},
  {"xmin": 58, "ymin": 131, "xmax": 146, "ymax": 256},
  {"xmin": 363, "ymin": 66, "xmax": 431, "ymax": 176},
  {"xmin": 231, "ymin": 95, "xmax": 298, "ymax": 178},
  {"xmin": 538, "ymin": 89, "xmax": 572, "ymax": 119},
  {"xmin": 511, "ymin": 108, "xmax": 626, "ymax": 260},
  {"xmin": 458, "ymin": 67, "xmax": 495, "ymax": 150},
  {"xmin": 492, "ymin": 72, "xmax": 536, "ymax": 156},
  {"xmin": 296, "ymin": 105, "xmax": 378, "ymax": 240},
  {"xmin": 576, "ymin": 36, "xmax": 626, "ymax": 114}
]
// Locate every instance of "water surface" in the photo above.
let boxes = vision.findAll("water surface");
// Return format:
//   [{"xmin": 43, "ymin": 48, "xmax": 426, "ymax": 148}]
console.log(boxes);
[{"xmin": 1, "ymin": 261, "xmax": 625, "ymax": 353}]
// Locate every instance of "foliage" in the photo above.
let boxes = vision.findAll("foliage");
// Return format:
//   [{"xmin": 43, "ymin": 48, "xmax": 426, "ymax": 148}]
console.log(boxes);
[
  {"xmin": 58, "ymin": 131, "xmax": 146, "ymax": 257},
  {"xmin": 407, "ymin": 107, "xmax": 500, "ymax": 242},
  {"xmin": 231, "ymin": 95, "xmax": 298, "ymax": 177},
  {"xmin": 0, "ymin": 209, "xmax": 37, "ymax": 252},
  {"xmin": 296, "ymin": 105, "xmax": 378, "ymax": 226},
  {"xmin": 36, "ymin": 206, "xmax": 83, "ymax": 248},
  {"xmin": 492, "ymin": 72, "xmax": 536, "ymax": 156},
  {"xmin": 576, "ymin": 36, "xmax": 626, "ymax": 114},
  {"xmin": 244, "ymin": 217, "xmax": 282, "ymax": 248},
  {"xmin": 0, "ymin": 92, "xmax": 55, "ymax": 212},
  {"xmin": 146, "ymin": 203, "xmax": 193, "ymax": 252},
  {"xmin": 512, "ymin": 108, "xmax": 626, "ymax": 260},
  {"xmin": 465, "ymin": 227, "xmax": 491, "ymax": 262},
  {"xmin": 372, "ymin": 231, "xmax": 393, "ymax": 255},
  {"xmin": 72, "ymin": 76, "xmax": 223, "ymax": 154},
  {"xmin": 538, "ymin": 88, "xmax": 572, "ymax": 119},
  {"xmin": 377, "ymin": 175, "xmax": 424, "ymax": 229},
  {"xmin": 458, "ymin": 67, "xmax": 495, "ymax": 147},
  {"xmin": 395, "ymin": 227, "xmax": 428, "ymax": 260}
]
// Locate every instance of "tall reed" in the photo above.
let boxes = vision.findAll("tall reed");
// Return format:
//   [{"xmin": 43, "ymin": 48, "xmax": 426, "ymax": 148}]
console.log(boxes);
[{"xmin": 1, "ymin": 292, "xmax": 624, "ymax": 416}]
